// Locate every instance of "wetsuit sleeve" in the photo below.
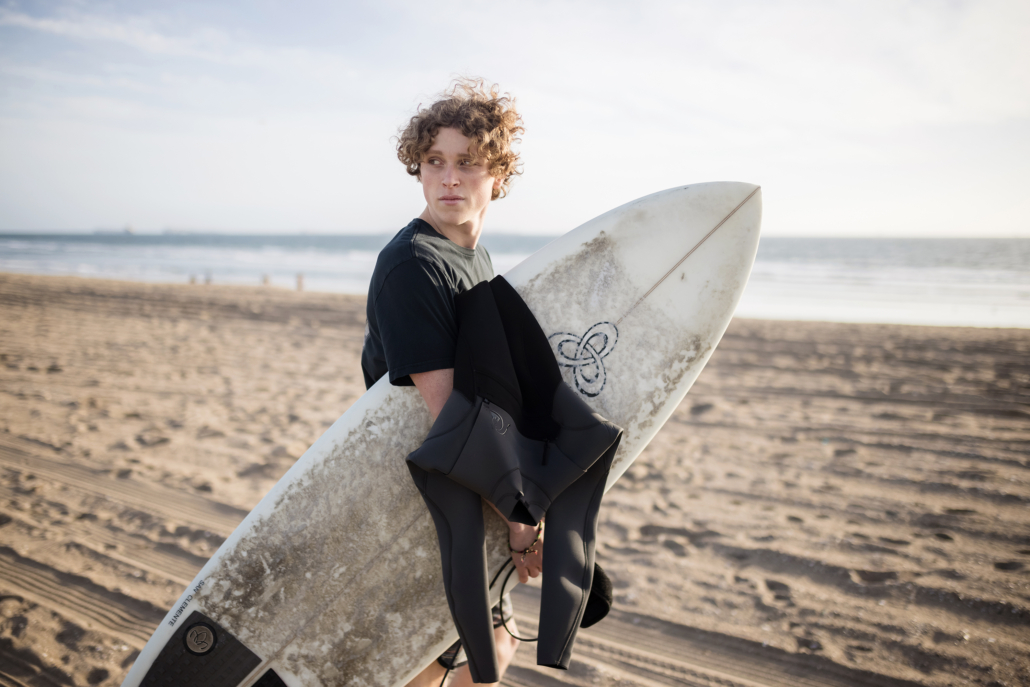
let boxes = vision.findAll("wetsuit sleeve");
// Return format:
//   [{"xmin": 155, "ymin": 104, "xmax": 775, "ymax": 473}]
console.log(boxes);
[{"xmin": 373, "ymin": 258, "xmax": 458, "ymax": 386}]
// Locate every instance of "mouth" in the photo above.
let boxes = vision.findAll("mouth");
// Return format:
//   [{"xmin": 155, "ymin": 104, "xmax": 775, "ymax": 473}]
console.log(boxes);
[{"xmin": 439, "ymin": 195, "xmax": 464, "ymax": 204}]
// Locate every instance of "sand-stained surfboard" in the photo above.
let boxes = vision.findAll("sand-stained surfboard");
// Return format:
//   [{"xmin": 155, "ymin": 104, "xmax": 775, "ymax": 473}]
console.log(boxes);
[{"xmin": 121, "ymin": 181, "xmax": 762, "ymax": 687}]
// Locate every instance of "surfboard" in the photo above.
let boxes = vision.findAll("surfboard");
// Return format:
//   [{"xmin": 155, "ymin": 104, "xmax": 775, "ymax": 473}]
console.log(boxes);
[{"xmin": 121, "ymin": 181, "xmax": 762, "ymax": 687}]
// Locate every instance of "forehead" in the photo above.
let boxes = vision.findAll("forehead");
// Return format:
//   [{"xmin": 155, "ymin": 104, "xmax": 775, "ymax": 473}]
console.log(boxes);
[{"xmin": 429, "ymin": 127, "xmax": 474, "ymax": 156}]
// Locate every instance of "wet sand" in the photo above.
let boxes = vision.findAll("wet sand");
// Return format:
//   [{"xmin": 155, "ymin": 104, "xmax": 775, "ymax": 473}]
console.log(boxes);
[{"xmin": 0, "ymin": 272, "xmax": 1027, "ymax": 687}]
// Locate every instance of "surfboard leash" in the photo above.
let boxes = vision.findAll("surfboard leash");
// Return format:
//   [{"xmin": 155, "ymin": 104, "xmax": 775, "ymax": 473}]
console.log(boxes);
[
  {"xmin": 433, "ymin": 558, "xmax": 537, "ymax": 686},
  {"xmin": 615, "ymin": 185, "xmax": 760, "ymax": 326},
  {"xmin": 493, "ymin": 560, "xmax": 540, "ymax": 642}
]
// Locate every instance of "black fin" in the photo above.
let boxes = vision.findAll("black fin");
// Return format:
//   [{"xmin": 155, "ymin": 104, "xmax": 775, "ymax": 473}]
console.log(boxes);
[{"xmin": 581, "ymin": 563, "xmax": 613, "ymax": 628}]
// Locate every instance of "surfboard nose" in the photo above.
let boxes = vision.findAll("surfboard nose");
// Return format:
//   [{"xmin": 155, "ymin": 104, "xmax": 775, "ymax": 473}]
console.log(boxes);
[
  {"xmin": 569, "ymin": 181, "xmax": 762, "ymax": 324},
  {"xmin": 619, "ymin": 181, "xmax": 761, "ymax": 312}
]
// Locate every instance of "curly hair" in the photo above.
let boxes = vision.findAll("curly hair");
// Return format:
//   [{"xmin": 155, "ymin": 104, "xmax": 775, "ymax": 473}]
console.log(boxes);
[{"xmin": 397, "ymin": 78, "xmax": 524, "ymax": 200}]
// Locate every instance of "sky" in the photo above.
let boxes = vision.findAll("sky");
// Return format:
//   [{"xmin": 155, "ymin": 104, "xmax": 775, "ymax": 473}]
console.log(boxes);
[{"xmin": 0, "ymin": 0, "xmax": 1028, "ymax": 236}]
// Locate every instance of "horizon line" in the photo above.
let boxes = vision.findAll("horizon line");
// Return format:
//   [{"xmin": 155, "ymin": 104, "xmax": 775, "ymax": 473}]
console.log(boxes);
[{"xmin": 2, "ymin": 230, "xmax": 1029, "ymax": 240}]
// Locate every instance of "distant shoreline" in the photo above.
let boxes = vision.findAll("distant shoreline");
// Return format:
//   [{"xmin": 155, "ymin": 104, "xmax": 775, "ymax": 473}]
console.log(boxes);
[{"xmin": 2, "ymin": 235, "xmax": 1028, "ymax": 328}]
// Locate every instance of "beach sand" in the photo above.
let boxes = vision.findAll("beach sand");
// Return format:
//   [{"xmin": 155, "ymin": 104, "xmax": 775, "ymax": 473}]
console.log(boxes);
[{"xmin": 0, "ymin": 272, "xmax": 1027, "ymax": 687}]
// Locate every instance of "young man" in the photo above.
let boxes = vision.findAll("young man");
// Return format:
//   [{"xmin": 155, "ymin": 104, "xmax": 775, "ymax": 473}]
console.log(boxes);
[{"xmin": 360, "ymin": 80, "xmax": 541, "ymax": 686}]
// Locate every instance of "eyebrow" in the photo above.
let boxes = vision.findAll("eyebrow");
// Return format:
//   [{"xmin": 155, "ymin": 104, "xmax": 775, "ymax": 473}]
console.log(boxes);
[{"xmin": 426, "ymin": 148, "xmax": 474, "ymax": 159}]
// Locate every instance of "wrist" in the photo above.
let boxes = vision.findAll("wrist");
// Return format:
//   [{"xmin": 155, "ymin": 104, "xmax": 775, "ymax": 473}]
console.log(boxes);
[{"xmin": 508, "ymin": 521, "xmax": 544, "ymax": 562}]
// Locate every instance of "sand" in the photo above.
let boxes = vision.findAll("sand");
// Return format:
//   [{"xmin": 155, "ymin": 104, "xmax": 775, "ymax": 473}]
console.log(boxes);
[{"xmin": 0, "ymin": 272, "xmax": 1026, "ymax": 687}]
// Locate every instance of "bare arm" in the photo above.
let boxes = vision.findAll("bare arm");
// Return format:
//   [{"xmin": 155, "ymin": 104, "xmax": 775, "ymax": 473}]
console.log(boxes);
[
  {"xmin": 411, "ymin": 369, "xmax": 543, "ymax": 583},
  {"xmin": 410, "ymin": 368, "xmax": 454, "ymax": 421}
]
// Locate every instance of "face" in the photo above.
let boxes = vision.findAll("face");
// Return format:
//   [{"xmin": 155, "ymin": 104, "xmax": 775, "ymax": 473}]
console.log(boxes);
[{"xmin": 420, "ymin": 127, "xmax": 501, "ymax": 230}]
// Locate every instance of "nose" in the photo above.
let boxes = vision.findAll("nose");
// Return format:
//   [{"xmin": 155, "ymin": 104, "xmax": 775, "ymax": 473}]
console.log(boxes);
[{"xmin": 442, "ymin": 162, "xmax": 460, "ymax": 187}]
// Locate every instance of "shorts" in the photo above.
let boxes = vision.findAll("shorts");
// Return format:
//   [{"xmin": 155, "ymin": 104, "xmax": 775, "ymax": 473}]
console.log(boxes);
[{"xmin": 436, "ymin": 594, "xmax": 514, "ymax": 669}]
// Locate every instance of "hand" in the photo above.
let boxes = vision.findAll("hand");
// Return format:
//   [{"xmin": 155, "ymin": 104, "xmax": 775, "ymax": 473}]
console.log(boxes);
[{"xmin": 508, "ymin": 521, "xmax": 543, "ymax": 584}]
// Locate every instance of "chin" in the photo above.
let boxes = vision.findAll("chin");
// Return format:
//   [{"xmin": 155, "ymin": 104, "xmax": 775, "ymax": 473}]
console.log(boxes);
[{"xmin": 436, "ymin": 211, "xmax": 469, "ymax": 225}]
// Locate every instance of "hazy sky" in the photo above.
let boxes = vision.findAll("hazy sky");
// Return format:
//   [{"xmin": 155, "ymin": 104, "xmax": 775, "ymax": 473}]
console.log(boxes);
[{"xmin": 1, "ymin": 0, "xmax": 1028, "ymax": 236}]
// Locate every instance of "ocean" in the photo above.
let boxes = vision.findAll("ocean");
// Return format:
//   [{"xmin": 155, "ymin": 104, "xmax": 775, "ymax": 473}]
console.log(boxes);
[{"xmin": 1, "ymin": 233, "xmax": 1027, "ymax": 328}]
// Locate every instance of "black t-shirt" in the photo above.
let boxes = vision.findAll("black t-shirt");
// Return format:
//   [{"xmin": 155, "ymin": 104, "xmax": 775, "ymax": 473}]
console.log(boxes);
[{"xmin": 362, "ymin": 218, "xmax": 494, "ymax": 389}]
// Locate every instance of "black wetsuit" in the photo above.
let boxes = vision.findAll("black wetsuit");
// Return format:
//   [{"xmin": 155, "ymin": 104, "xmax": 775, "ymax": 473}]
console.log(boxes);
[{"xmin": 407, "ymin": 277, "xmax": 623, "ymax": 683}]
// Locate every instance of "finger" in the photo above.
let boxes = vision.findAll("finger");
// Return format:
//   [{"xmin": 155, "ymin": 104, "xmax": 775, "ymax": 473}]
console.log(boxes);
[{"xmin": 518, "ymin": 567, "xmax": 529, "ymax": 584}]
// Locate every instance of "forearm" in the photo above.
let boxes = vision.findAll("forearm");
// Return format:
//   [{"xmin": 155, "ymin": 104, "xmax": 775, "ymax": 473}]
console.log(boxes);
[
  {"xmin": 412, "ymin": 368, "xmax": 543, "ymax": 581},
  {"xmin": 410, "ymin": 368, "xmax": 455, "ymax": 421}
]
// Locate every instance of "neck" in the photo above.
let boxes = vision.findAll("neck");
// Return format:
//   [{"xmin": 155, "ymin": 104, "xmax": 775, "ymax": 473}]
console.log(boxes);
[{"xmin": 418, "ymin": 207, "xmax": 484, "ymax": 250}]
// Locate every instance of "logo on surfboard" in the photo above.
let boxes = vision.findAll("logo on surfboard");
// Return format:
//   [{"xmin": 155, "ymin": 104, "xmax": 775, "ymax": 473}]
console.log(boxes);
[
  {"xmin": 184, "ymin": 622, "xmax": 217, "ymax": 655},
  {"xmin": 548, "ymin": 323, "xmax": 618, "ymax": 397}
]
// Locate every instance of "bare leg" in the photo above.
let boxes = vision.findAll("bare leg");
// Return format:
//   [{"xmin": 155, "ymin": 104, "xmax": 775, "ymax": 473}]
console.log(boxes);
[
  {"xmin": 447, "ymin": 621, "xmax": 520, "ymax": 687},
  {"xmin": 403, "ymin": 621, "xmax": 519, "ymax": 687},
  {"xmin": 404, "ymin": 660, "xmax": 448, "ymax": 687}
]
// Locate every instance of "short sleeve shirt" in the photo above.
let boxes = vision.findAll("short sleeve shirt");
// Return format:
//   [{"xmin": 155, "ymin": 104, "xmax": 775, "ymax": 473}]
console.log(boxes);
[{"xmin": 362, "ymin": 218, "xmax": 494, "ymax": 389}]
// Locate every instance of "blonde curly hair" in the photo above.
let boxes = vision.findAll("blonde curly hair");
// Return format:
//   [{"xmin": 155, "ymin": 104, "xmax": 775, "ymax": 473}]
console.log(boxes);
[{"xmin": 397, "ymin": 78, "xmax": 523, "ymax": 200}]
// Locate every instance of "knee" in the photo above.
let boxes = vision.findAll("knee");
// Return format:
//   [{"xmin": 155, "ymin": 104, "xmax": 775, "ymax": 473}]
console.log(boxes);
[{"xmin": 494, "ymin": 625, "xmax": 520, "ymax": 666}]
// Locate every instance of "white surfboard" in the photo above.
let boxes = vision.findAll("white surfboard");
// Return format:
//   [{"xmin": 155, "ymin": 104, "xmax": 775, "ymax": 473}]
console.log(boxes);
[{"xmin": 121, "ymin": 182, "xmax": 762, "ymax": 687}]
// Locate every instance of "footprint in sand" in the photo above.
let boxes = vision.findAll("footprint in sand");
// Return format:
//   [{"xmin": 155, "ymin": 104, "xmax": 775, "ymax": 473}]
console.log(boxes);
[
  {"xmin": 993, "ymin": 561, "xmax": 1024, "ymax": 571},
  {"xmin": 196, "ymin": 425, "xmax": 226, "ymax": 439},
  {"xmin": 795, "ymin": 636, "xmax": 823, "ymax": 652},
  {"xmin": 878, "ymin": 537, "xmax": 911, "ymax": 546},
  {"xmin": 851, "ymin": 570, "xmax": 898, "ymax": 584},
  {"xmin": 237, "ymin": 462, "xmax": 277, "ymax": 478},
  {"xmin": 661, "ymin": 540, "xmax": 688, "ymax": 557},
  {"xmin": 764, "ymin": 579, "xmax": 791, "ymax": 601},
  {"xmin": 87, "ymin": 668, "xmax": 110, "ymax": 684},
  {"xmin": 689, "ymin": 403, "xmax": 713, "ymax": 416},
  {"xmin": 135, "ymin": 430, "xmax": 169, "ymax": 447},
  {"xmin": 56, "ymin": 621, "xmax": 86, "ymax": 649}
]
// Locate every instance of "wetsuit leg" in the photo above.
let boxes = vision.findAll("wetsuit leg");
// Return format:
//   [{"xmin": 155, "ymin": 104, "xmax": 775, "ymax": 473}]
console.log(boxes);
[
  {"xmin": 408, "ymin": 464, "xmax": 499, "ymax": 683},
  {"xmin": 535, "ymin": 438, "xmax": 618, "ymax": 669}
]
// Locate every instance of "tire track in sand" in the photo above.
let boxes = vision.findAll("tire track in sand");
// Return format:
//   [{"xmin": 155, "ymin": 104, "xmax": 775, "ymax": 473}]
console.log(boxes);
[
  {"xmin": 505, "ymin": 586, "xmax": 924, "ymax": 687},
  {"xmin": 0, "ymin": 432, "xmax": 230, "ymax": 666},
  {"xmin": 0, "ymin": 434, "xmax": 247, "ymax": 535},
  {"xmin": 0, "ymin": 488, "xmax": 206, "ymax": 586},
  {"xmin": 0, "ymin": 546, "xmax": 164, "ymax": 647}
]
